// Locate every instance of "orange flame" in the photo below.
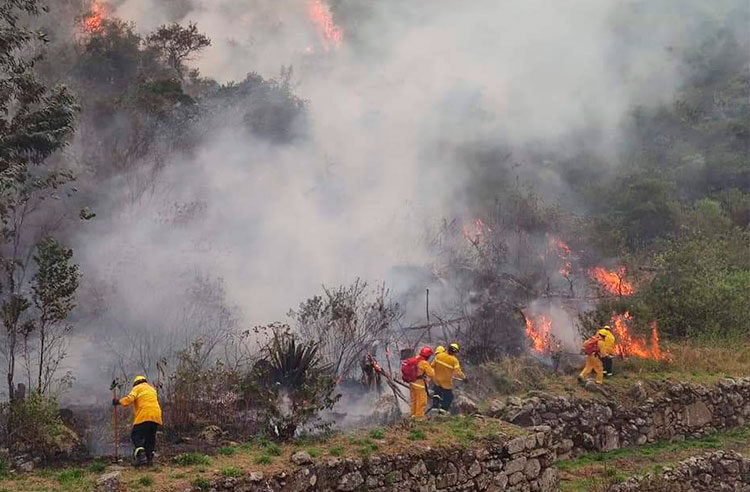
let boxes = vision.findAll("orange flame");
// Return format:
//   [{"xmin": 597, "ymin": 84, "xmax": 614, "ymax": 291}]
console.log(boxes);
[
  {"xmin": 525, "ymin": 314, "xmax": 559, "ymax": 354},
  {"xmin": 590, "ymin": 266, "xmax": 634, "ymax": 296},
  {"xmin": 611, "ymin": 313, "xmax": 670, "ymax": 360},
  {"xmin": 308, "ymin": 0, "xmax": 342, "ymax": 51},
  {"xmin": 549, "ymin": 236, "xmax": 572, "ymax": 276},
  {"xmin": 463, "ymin": 218, "xmax": 490, "ymax": 246},
  {"xmin": 82, "ymin": 0, "xmax": 107, "ymax": 34}
]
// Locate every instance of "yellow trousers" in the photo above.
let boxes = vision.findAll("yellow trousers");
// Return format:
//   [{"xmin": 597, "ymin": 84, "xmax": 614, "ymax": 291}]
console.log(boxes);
[
  {"xmin": 579, "ymin": 355, "xmax": 603, "ymax": 384},
  {"xmin": 410, "ymin": 383, "xmax": 428, "ymax": 418}
]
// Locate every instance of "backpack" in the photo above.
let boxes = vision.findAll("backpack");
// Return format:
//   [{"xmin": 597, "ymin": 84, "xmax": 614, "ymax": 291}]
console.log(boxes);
[
  {"xmin": 401, "ymin": 356, "xmax": 421, "ymax": 383},
  {"xmin": 583, "ymin": 336, "xmax": 599, "ymax": 355}
]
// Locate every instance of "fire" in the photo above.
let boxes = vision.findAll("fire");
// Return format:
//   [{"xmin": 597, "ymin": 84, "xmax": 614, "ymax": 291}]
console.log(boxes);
[
  {"xmin": 307, "ymin": 0, "xmax": 342, "ymax": 51},
  {"xmin": 590, "ymin": 266, "xmax": 634, "ymax": 296},
  {"xmin": 525, "ymin": 314, "xmax": 559, "ymax": 354},
  {"xmin": 82, "ymin": 0, "xmax": 107, "ymax": 34},
  {"xmin": 463, "ymin": 218, "xmax": 490, "ymax": 246},
  {"xmin": 549, "ymin": 236, "xmax": 572, "ymax": 276},
  {"xmin": 610, "ymin": 312, "xmax": 670, "ymax": 360}
]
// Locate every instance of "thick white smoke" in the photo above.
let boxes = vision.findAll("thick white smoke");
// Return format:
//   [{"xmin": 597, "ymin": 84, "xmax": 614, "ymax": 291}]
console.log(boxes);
[{"xmin": 63, "ymin": 0, "xmax": 728, "ymax": 399}]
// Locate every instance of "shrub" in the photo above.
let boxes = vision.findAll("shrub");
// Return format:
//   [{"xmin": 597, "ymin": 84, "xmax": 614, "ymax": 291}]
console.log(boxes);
[
  {"xmin": 7, "ymin": 393, "xmax": 78, "ymax": 460},
  {"xmin": 369, "ymin": 428, "xmax": 385, "ymax": 440},
  {"xmin": 173, "ymin": 453, "xmax": 211, "ymax": 466},
  {"xmin": 328, "ymin": 445, "xmax": 343, "ymax": 456},
  {"xmin": 87, "ymin": 460, "xmax": 107, "ymax": 473}
]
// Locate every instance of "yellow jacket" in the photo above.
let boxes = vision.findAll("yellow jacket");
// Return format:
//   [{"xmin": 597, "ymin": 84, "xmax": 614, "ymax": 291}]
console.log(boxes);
[
  {"xmin": 119, "ymin": 382, "xmax": 163, "ymax": 426},
  {"xmin": 410, "ymin": 359, "xmax": 435, "ymax": 389},
  {"xmin": 432, "ymin": 352, "xmax": 466, "ymax": 389},
  {"xmin": 598, "ymin": 329, "xmax": 616, "ymax": 357}
]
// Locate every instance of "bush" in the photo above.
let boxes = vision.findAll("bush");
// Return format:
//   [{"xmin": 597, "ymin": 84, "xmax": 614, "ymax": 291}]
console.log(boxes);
[
  {"xmin": 7, "ymin": 393, "xmax": 79, "ymax": 460},
  {"xmin": 190, "ymin": 476, "xmax": 211, "ymax": 490},
  {"xmin": 173, "ymin": 453, "xmax": 211, "ymax": 466},
  {"xmin": 87, "ymin": 460, "xmax": 107, "ymax": 473}
]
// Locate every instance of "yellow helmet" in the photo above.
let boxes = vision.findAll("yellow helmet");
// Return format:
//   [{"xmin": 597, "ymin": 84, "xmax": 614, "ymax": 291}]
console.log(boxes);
[
  {"xmin": 435, "ymin": 346, "xmax": 446, "ymax": 354},
  {"xmin": 133, "ymin": 375, "xmax": 147, "ymax": 386},
  {"xmin": 449, "ymin": 343, "xmax": 460, "ymax": 353},
  {"xmin": 597, "ymin": 328, "xmax": 609, "ymax": 337}
]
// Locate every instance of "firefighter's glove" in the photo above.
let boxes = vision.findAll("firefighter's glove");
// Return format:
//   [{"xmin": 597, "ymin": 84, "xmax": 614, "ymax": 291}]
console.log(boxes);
[{"xmin": 112, "ymin": 398, "xmax": 120, "ymax": 406}]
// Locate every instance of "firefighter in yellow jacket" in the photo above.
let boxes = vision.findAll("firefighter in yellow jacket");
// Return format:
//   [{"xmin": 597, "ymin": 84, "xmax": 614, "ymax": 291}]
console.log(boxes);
[
  {"xmin": 410, "ymin": 347, "xmax": 435, "ymax": 418},
  {"xmin": 578, "ymin": 332, "xmax": 607, "ymax": 385},
  {"xmin": 598, "ymin": 326, "xmax": 616, "ymax": 377},
  {"xmin": 431, "ymin": 343, "xmax": 466, "ymax": 412},
  {"xmin": 113, "ymin": 375, "xmax": 163, "ymax": 466}
]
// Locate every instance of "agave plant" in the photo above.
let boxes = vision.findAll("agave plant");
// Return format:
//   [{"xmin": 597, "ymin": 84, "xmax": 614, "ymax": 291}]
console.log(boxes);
[{"xmin": 267, "ymin": 332, "xmax": 333, "ymax": 390}]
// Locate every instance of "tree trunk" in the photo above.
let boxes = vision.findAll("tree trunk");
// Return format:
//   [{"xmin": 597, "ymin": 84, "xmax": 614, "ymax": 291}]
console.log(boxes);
[{"xmin": 37, "ymin": 325, "xmax": 45, "ymax": 394}]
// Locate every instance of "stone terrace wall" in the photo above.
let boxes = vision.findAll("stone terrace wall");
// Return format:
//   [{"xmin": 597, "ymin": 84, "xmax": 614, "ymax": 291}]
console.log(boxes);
[
  {"xmin": 209, "ymin": 426, "xmax": 558, "ymax": 492},
  {"xmin": 608, "ymin": 450, "xmax": 750, "ymax": 492},
  {"xmin": 493, "ymin": 378, "xmax": 750, "ymax": 458}
]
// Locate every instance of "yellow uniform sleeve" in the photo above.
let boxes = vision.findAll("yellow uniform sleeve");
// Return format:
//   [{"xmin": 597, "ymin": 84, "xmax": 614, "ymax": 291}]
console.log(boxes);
[
  {"xmin": 119, "ymin": 385, "xmax": 139, "ymax": 407},
  {"xmin": 419, "ymin": 360, "xmax": 435, "ymax": 379},
  {"xmin": 454, "ymin": 360, "xmax": 466, "ymax": 380}
]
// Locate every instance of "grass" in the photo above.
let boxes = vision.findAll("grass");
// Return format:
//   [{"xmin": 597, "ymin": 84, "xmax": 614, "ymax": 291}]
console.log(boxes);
[
  {"xmin": 328, "ymin": 445, "xmax": 344, "ymax": 456},
  {"xmin": 369, "ymin": 428, "xmax": 385, "ymax": 439},
  {"xmin": 239, "ymin": 442, "xmax": 254, "ymax": 452},
  {"xmin": 190, "ymin": 476, "xmax": 211, "ymax": 490},
  {"xmin": 57, "ymin": 468, "xmax": 84, "ymax": 485},
  {"xmin": 407, "ymin": 428, "xmax": 426, "ymax": 440},
  {"xmin": 253, "ymin": 455, "xmax": 273, "ymax": 465},
  {"xmin": 264, "ymin": 443, "xmax": 282, "ymax": 456},
  {"xmin": 557, "ymin": 427, "xmax": 750, "ymax": 492},
  {"xmin": 307, "ymin": 447, "xmax": 320, "ymax": 458},
  {"xmin": 87, "ymin": 460, "xmax": 107, "ymax": 474},
  {"xmin": 220, "ymin": 467, "xmax": 244, "ymax": 477},
  {"xmin": 173, "ymin": 453, "xmax": 211, "ymax": 466},
  {"xmin": 217, "ymin": 446, "xmax": 237, "ymax": 456},
  {"xmin": 136, "ymin": 475, "xmax": 154, "ymax": 486}
]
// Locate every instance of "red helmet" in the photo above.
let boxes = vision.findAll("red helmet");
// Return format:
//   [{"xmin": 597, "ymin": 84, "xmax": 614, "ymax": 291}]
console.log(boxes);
[{"xmin": 419, "ymin": 346, "xmax": 433, "ymax": 358}]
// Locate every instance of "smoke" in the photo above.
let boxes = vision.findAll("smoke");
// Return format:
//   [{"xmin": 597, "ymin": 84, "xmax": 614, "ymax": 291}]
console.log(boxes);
[{"xmin": 56, "ymin": 0, "xmax": 746, "ymax": 398}]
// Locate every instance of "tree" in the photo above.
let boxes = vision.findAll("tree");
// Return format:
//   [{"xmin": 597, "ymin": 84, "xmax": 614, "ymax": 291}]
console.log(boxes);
[
  {"xmin": 146, "ymin": 22, "xmax": 211, "ymax": 78},
  {"xmin": 30, "ymin": 238, "xmax": 79, "ymax": 395},
  {"xmin": 0, "ymin": 0, "xmax": 79, "ymax": 401}
]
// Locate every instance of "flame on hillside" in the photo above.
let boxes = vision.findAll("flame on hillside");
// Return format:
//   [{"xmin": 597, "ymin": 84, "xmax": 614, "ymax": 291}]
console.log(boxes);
[
  {"xmin": 611, "ymin": 312, "xmax": 670, "ymax": 361},
  {"xmin": 590, "ymin": 266, "xmax": 634, "ymax": 296},
  {"xmin": 463, "ymin": 218, "xmax": 490, "ymax": 246},
  {"xmin": 82, "ymin": 0, "xmax": 107, "ymax": 34},
  {"xmin": 549, "ymin": 236, "xmax": 572, "ymax": 276},
  {"xmin": 525, "ymin": 314, "xmax": 560, "ymax": 355},
  {"xmin": 308, "ymin": 0, "xmax": 343, "ymax": 51}
]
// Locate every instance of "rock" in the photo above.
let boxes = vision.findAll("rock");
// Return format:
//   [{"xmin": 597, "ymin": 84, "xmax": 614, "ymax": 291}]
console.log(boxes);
[
  {"xmin": 505, "ymin": 456, "xmax": 527, "ymax": 474},
  {"xmin": 368, "ymin": 395, "xmax": 402, "ymax": 425},
  {"xmin": 249, "ymin": 471, "xmax": 264, "ymax": 482},
  {"xmin": 198, "ymin": 425, "xmax": 223, "ymax": 443},
  {"xmin": 524, "ymin": 458, "xmax": 541, "ymax": 479},
  {"xmin": 95, "ymin": 471, "xmax": 121, "ymax": 492},
  {"xmin": 18, "ymin": 461, "xmax": 34, "ymax": 472},
  {"xmin": 453, "ymin": 392, "xmax": 479, "ymax": 415},
  {"xmin": 337, "ymin": 471, "xmax": 364, "ymax": 491},
  {"xmin": 488, "ymin": 399, "xmax": 506, "ymax": 416},
  {"xmin": 628, "ymin": 381, "xmax": 648, "ymax": 402},
  {"xmin": 506, "ymin": 437, "xmax": 527, "ymax": 455},
  {"xmin": 682, "ymin": 401, "xmax": 712, "ymax": 428},
  {"xmin": 290, "ymin": 451, "xmax": 313, "ymax": 466},
  {"xmin": 602, "ymin": 426, "xmax": 620, "ymax": 451}
]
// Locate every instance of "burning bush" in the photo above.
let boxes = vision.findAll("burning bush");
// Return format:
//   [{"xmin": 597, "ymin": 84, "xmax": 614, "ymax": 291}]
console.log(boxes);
[{"xmin": 244, "ymin": 328, "xmax": 339, "ymax": 440}]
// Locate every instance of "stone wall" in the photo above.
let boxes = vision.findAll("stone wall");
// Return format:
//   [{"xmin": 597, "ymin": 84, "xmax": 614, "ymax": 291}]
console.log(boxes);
[
  {"xmin": 209, "ymin": 426, "xmax": 558, "ymax": 491},
  {"xmin": 608, "ymin": 450, "xmax": 750, "ymax": 492},
  {"xmin": 492, "ymin": 378, "xmax": 750, "ymax": 458}
]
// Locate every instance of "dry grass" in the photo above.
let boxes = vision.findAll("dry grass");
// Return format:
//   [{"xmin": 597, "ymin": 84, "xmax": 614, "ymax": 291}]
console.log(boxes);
[{"xmin": 0, "ymin": 416, "xmax": 526, "ymax": 492}]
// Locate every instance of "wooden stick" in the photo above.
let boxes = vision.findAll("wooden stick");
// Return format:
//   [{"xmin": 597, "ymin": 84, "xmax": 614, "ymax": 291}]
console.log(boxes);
[{"xmin": 111, "ymin": 382, "xmax": 119, "ymax": 460}]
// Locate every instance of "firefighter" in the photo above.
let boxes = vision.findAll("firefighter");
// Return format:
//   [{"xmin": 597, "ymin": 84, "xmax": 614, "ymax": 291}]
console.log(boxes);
[
  {"xmin": 598, "ymin": 326, "xmax": 616, "ymax": 377},
  {"xmin": 578, "ymin": 331, "xmax": 606, "ymax": 385},
  {"xmin": 435, "ymin": 345, "xmax": 446, "ymax": 355},
  {"xmin": 113, "ymin": 375, "xmax": 163, "ymax": 466},
  {"xmin": 408, "ymin": 346, "xmax": 435, "ymax": 419},
  {"xmin": 431, "ymin": 343, "xmax": 466, "ymax": 412}
]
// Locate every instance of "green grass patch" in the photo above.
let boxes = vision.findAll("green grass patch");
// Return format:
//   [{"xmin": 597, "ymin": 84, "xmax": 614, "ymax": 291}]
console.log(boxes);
[
  {"xmin": 307, "ymin": 447, "xmax": 320, "ymax": 458},
  {"xmin": 329, "ymin": 445, "xmax": 344, "ymax": 457},
  {"xmin": 254, "ymin": 455, "xmax": 273, "ymax": 465},
  {"xmin": 173, "ymin": 453, "xmax": 211, "ymax": 466},
  {"xmin": 264, "ymin": 443, "xmax": 282, "ymax": 456},
  {"xmin": 239, "ymin": 442, "xmax": 253, "ymax": 452},
  {"xmin": 57, "ymin": 468, "xmax": 85, "ymax": 485},
  {"xmin": 369, "ymin": 428, "xmax": 385, "ymax": 439},
  {"xmin": 217, "ymin": 446, "xmax": 237, "ymax": 456},
  {"xmin": 87, "ymin": 460, "xmax": 107, "ymax": 474},
  {"xmin": 170, "ymin": 473, "xmax": 187, "ymax": 479},
  {"xmin": 220, "ymin": 467, "xmax": 244, "ymax": 477},
  {"xmin": 190, "ymin": 476, "xmax": 211, "ymax": 490},
  {"xmin": 137, "ymin": 475, "xmax": 154, "ymax": 486},
  {"xmin": 407, "ymin": 428, "xmax": 426, "ymax": 440}
]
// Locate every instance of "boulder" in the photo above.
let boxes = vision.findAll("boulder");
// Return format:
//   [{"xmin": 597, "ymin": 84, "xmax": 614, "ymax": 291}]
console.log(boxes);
[
  {"xmin": 682, "ymin": 401, "xmax": 712, "ymax": 428},
  {"xmin": 198, "ymin": 425, "xmax": 224, "ymax": 443},
  {"xmin": 291, "ymin": 451, "xmax": 313, "ymax": 466},
  {"xmin": 453, "ymin": 392, "xmax": 479, "ymax": 415},
  {"xmin": 95, "ymin": 471, "xmax": 121, "ymax": 492},
  {"xmin": 628, "ymin": 381, "xmax": 648, "ymax": 402}
]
